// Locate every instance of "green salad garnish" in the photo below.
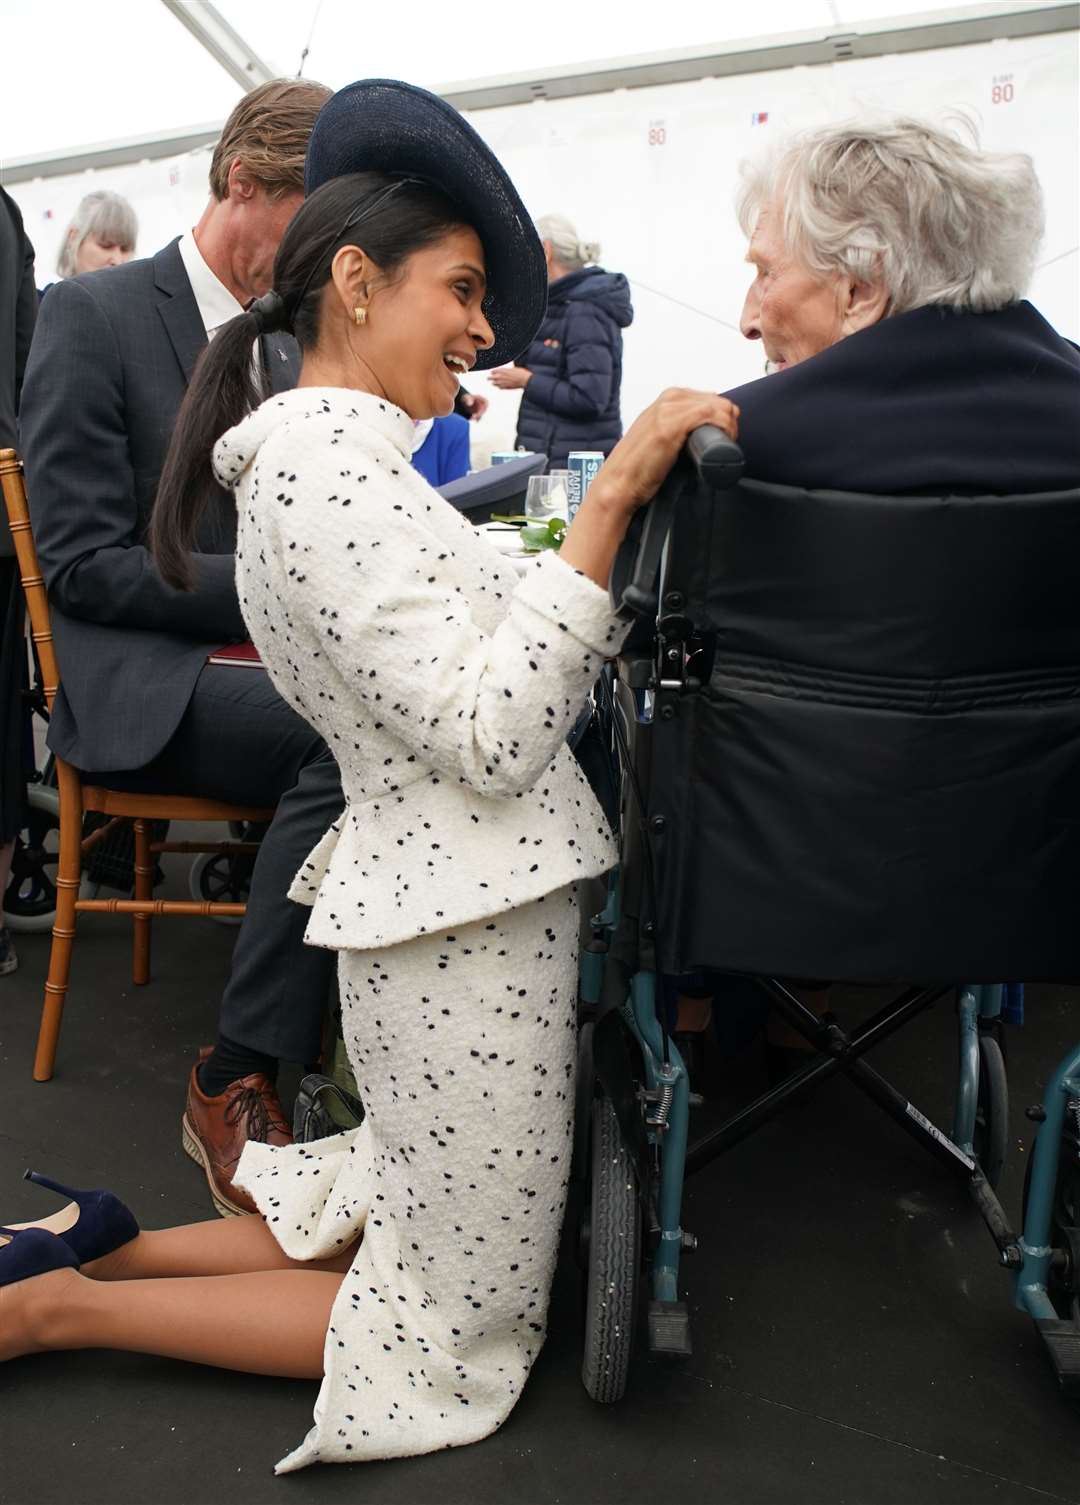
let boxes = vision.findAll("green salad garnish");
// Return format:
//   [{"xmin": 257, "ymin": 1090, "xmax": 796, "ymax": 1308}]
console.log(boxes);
[{"xmin": 490, "ymin": 514, "xmax": 567, "ymax": 552}]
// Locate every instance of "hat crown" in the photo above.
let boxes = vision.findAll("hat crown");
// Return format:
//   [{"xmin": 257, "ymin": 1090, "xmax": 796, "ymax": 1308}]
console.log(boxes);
[{"xmin": 304, "ymin": 78, "xmax": 547, "ymax": 370}]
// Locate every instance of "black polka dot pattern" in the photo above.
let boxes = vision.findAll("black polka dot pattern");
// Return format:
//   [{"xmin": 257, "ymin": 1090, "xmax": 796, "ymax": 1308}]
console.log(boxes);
[
  {"xmin": 217, "ymin": 388, "xmax": 630, "ymax": 955},
  {"xmin": 237, "ymin": 886, "xmax": 580, "ymax": 1471},
  {"xmin": 213, "ymin": 390, "xmax": 632, "ymax": 1470}
]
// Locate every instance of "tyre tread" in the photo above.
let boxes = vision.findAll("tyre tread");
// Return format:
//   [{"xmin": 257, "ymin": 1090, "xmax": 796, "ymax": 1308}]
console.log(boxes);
[
  {"xmin": 976, "ymin": 1033, "xmax": 1009, "ymax": 1189},
  {"xmin": 582, "ymin": 1094, "xmax": 639, "ymax": 1403}
]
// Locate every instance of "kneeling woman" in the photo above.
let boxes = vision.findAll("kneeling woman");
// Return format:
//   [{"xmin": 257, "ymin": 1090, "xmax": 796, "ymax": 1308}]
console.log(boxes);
[{"xmin": 0, "ymin": 81, "xmax": 736, "ymax": 1472}]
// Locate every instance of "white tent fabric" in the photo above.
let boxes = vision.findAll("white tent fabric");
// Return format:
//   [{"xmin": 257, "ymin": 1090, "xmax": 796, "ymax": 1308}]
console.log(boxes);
[
  {"xmin": 2, "ymin": 0, "xmax": 1066, "ymax": 160},
  {"xmin": 3, "ymin": 1, "xmax": 1076, "ymax": 451}
]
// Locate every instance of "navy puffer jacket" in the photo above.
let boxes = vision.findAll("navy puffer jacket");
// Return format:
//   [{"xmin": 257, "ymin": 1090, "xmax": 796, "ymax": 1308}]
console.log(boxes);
[{"xmin": 514, "ymin": 267, "xmax": 633, "ymax": 469}]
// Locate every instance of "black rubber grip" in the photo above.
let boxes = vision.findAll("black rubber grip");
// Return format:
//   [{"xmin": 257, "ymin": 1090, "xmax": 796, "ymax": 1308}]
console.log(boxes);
[{"xmin": 687, "ymin": 425, "xmax": 745, "ymax": 490}]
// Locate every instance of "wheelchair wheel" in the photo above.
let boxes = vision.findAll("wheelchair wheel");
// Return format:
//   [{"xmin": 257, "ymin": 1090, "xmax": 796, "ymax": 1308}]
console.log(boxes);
[
  {"xmin": 5, "ymin": 784, "xmax": 64, "ymax": 932},
  {"xmin": 581, "ymin": 1092, "xmax": 641, "ymax": 1403},
  {"xmin": 973, "ymin": 1033, "xmax": 1008, "ymax": 1189},
  {"xmin": 188, "ymin": 851, "xmax": 251, "ymax": 927}
]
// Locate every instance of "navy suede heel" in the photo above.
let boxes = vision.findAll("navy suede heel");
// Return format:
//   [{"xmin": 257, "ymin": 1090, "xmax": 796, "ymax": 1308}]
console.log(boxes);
[
  {"xmin": 0, "ymin": 1226, "xmax": 79, "ymax": 1285},
  {"xmin": 19, "ymin": 1170, "xmax": 140, "ymax": 1264}
]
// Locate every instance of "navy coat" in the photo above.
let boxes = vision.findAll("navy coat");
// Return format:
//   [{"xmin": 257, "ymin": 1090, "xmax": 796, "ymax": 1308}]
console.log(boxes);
[
  {"xmin": 514, "ymin": 267, "xmax": 633, "ymax": 468},
  {"xmin": 723, "ymin": 299, "xmax": 1080, "ymax": 495}
]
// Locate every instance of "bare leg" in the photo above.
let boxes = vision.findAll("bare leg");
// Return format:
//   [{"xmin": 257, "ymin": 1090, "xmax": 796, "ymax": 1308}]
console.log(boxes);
[
  {"xmin": 4, "ymin": 1264, "xmax": 342, "ymax": 1377},
  {"xmin": 3, "ymin": 1210, "xmax": 358, "ymax": 1281},
  {"xmin": 85, "ymin": 1214, "xmax": 360, "ymax": 1280}
]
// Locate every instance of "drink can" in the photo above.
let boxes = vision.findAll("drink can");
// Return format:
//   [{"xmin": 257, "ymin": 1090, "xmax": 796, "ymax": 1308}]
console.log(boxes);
[
  {"xmin": 491, "ymin": 450, "xmax": 532, "ymax": 466},
  {"xmin": 567, "ymin": 452, "xmax": 604, "ymax": 519}
]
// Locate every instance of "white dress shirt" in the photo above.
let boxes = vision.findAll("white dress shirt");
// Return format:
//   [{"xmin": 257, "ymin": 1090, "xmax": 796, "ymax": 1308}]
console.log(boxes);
[{"xmin": 177, "ymin": 230, "xmax": 245, "ymax": 339}]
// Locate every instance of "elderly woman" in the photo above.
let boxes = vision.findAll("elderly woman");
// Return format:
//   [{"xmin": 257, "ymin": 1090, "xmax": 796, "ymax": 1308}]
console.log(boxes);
[
  {"xmin": 490, "ymin": 213, "xmax": 633, "ymax": 467},
  {"xmin": 725, "ymin": 116, "xmax": 1079, "ymax": 493},
  {"xmin": 676, "ymin": 117, "xmax": 1080, "ymax": 1067},
  {"xmin": 55, "ymin": 189, "xmax": 137, "ymax": 280}
]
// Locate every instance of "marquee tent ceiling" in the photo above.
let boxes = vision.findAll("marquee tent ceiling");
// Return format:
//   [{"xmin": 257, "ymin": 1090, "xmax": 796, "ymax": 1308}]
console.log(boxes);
[{"xmin": 2, "ymin": 0, "xmax": 1074, "ymax": 177}]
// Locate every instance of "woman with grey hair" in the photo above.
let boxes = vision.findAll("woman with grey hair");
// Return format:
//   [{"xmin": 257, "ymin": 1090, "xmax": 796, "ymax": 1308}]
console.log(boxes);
[
  {"xmin": 720, "ymin": 115, "xmax": 1077, "ymax": 495},
  {"xmin": 695, "ymin": 115, "xmax": 1078, "ymax": 1071},
  {"xmin": 490, "ymin": 212, "xmax": 633, "ymax": 467},
  {"xmin": 55, "ymin": 190, "xmax": 137, "ymax": 279}
]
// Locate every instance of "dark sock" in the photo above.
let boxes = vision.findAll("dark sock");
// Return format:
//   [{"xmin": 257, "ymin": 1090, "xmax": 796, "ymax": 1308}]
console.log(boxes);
[{"xmin": 197, "ymin": 1033, "xmax": 278, "ymax": 1097}]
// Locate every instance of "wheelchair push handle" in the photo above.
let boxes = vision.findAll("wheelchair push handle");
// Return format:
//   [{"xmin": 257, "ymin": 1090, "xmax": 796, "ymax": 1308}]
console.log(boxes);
[
  {"xmin": 686, "ymin": 424, "xmax": 745, "ymax": 490},
  {"xmin": 610, "ymin": 427, "xmax": 745, "ymax": 621}
]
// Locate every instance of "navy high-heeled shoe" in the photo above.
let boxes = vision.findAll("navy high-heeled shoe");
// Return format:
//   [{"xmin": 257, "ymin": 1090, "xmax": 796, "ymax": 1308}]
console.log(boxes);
[
  {"xmin": 10, "ymin": 1170, "xmax": 139, "ymax": 1265},
  {"xmin": 0, "ymin": 1226, "xmax": 79, "ymax": 1286}
]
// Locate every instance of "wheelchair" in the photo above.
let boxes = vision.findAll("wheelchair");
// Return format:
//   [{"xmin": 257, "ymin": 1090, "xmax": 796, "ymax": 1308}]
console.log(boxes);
[{"xmin": 575, "ymin": 427, "xmax": 1080, "ymax": 1404}]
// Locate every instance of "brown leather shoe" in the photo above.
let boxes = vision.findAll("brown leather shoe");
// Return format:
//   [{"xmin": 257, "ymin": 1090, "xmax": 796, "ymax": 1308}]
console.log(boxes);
[{"xmin": 182, "ymin": 1048, "xmax": 293, "ymax": 1217}]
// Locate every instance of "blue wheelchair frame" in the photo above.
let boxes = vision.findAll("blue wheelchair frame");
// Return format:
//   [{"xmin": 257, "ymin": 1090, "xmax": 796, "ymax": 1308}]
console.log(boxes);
[
  {"xmin": 583, "ymin": 867, "xmax": 1080, "ymax": 1392},
  {"xmin": 580, "ymin": 872, "xmax": 692, "ymax": 1312},
  {"xmin": 1015, "ymin": 1041, "xmax": 1080, "ymax": 1376}
]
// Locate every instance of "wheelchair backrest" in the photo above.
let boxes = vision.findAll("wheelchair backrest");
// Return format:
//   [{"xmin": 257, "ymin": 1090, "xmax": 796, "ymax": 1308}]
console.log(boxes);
[
  {"xmin": 674, "ymin": 480, "xmax": 1080, "ymax": 685},
  {"xmin": 629, "ymin": 479, "xmax": 1080, "ymax": 983}
]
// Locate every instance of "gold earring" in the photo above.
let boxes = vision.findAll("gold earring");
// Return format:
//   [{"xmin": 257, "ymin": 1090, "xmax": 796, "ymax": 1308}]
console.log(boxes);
[{"xmin": 353, "ymin": 306, "xmax": 367, "ymax": 327}]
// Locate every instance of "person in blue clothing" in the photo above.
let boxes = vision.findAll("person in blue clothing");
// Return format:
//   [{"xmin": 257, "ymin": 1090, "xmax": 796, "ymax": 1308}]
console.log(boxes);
[
  {"xmin": 410, "ymin": 412, "xmax": 470, "ymax": 485},
  {"xmin": 489, "ymin": 213, "xmax": 633, "ymax": 468}
]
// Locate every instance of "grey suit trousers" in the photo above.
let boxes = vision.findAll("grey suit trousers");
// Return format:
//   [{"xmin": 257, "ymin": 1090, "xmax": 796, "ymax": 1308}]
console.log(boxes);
[{"xmin": 90, "ymin": 664, "xmax": 343, "ymax": 1063}]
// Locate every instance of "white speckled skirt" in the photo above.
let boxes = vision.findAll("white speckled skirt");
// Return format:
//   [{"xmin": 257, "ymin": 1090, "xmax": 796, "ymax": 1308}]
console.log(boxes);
[{"xmin": 234, "ymin": 884, "xmax": 579, "ymax": 1472}]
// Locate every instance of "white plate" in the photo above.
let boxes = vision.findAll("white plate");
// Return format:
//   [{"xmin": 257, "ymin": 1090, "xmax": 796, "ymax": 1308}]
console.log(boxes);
[
  {"xmin": 479, "ymin": 522, "xmax": 531, "ymax": 554},
  {"xmin": 476, "ymin": 524, "xmax": 540, "ymax": 576}
]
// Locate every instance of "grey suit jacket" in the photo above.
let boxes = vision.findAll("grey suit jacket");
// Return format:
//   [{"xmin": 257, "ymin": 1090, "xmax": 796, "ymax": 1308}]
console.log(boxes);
[{"xmin": 19, "ymin": 239, "xmax": 299, "ymax": 771}]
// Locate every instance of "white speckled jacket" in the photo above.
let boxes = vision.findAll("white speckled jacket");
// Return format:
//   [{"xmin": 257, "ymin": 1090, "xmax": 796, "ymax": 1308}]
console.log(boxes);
[{"xmin": 215, "ymin": 387, "xmax": 629, "ymax": 952}]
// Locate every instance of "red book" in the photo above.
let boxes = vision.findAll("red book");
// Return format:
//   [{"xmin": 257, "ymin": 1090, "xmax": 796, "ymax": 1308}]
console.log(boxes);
[{"xmin": 207, "ymin": 641, "xmax": 264, "ymax": 668}]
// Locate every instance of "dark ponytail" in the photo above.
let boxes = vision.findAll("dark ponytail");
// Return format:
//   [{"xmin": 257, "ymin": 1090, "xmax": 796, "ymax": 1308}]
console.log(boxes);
[
  {"xmin": 150, "ymin": 306, "xmax": 267, "ymax": 590},
  {"xmin": 151, "ymin": 172, "xmax": 467, "ymax": 589}
]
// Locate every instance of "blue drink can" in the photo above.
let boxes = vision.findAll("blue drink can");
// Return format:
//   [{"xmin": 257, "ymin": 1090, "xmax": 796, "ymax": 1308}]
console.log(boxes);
[
  {"xmin": 491, "ymin": 450, "xmax": 532, "ymax": 466},
  {"xmin": 567, "ymin": 452, "xmax": 604, "ymax": 519}
]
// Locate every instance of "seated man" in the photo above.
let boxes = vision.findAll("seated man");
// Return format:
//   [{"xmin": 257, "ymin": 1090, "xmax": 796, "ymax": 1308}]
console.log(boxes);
[
  {"xmin": 724, "ymin": 115, "xmax": 1079, "ymax": 491},
  {"xmin": 19, "ymin": 78, "xmax": 335, "ymax": 1218}
]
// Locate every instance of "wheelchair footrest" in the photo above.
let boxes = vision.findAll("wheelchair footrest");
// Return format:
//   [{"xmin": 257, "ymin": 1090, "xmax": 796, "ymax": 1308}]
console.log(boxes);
[
  {"xmin": 1036, "ymin": 1319, "xmax": 1080, "ymax": 1397},
  {"xmin": 648, "ymin": 1300, "xmax": 692, "ymax": 1357}
]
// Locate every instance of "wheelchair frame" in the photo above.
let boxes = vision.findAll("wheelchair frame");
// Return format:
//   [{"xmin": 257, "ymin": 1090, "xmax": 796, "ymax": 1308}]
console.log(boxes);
[{"xmin": 576, "ymin": 427, "xmax": 1080, "ymax": 1403}]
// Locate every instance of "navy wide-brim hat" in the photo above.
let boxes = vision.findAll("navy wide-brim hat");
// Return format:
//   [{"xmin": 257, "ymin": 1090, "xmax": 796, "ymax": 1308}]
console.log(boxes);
[{"xmin": 305, "ymin": 79, "xmax": 546, "ymax": 370}]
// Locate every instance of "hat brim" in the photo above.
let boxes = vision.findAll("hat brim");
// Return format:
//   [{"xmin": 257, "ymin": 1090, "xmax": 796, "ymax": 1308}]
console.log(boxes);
[{"xmin": 305, "ymin": 79, "xmax": 546, "ymax": 371}]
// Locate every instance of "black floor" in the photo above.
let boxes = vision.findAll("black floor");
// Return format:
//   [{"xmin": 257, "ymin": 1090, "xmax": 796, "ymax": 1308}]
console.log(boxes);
[{"xmin": 2, "ymin": 847, "xmax": 1079, "ymax": 1505}]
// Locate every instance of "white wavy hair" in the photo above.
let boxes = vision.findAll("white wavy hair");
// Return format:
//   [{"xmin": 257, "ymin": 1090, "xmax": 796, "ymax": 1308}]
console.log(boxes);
[
  {"xmin": 536, "ymin": 213, "xmax": 601, "ymax": 272},
  {"xmin": 736, "ymin": 115, "xmax": 1044, "ymax": 315}
]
